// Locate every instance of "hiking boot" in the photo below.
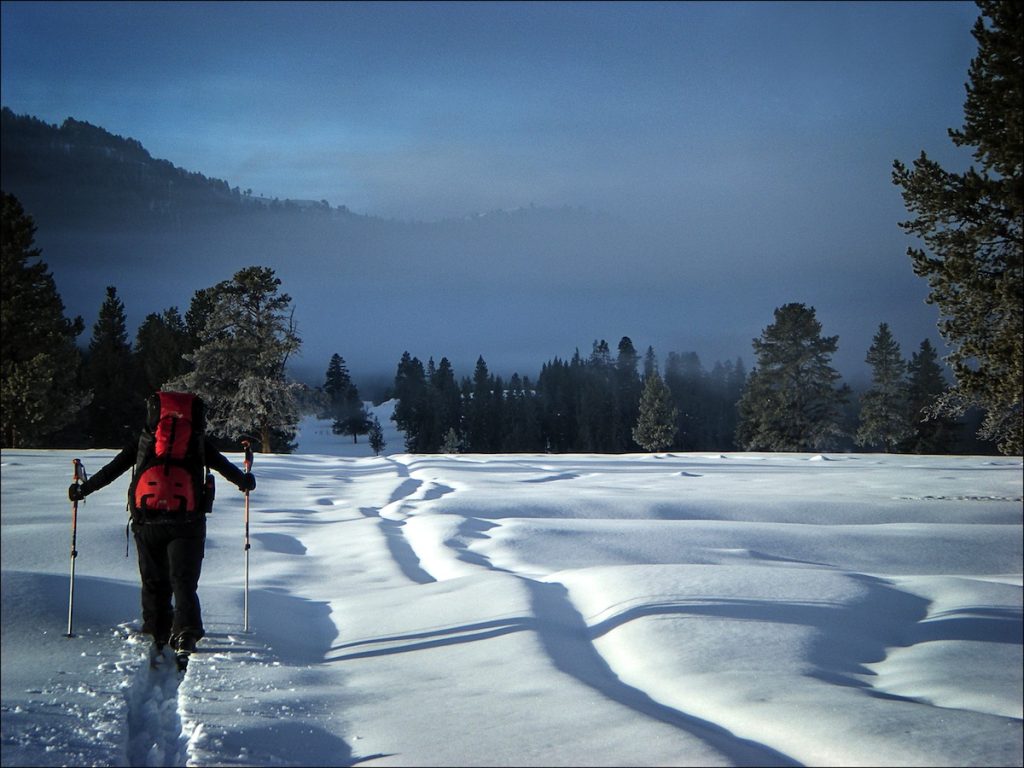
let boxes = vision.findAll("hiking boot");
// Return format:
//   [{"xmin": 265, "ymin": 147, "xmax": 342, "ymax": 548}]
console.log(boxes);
[
  {"xmin": 172, "ymin": 633, "xmax": 197, "ymax": 673},
  {"xmin": 172, "ymin": 633, "xmax": 197, "ymax": 655}
]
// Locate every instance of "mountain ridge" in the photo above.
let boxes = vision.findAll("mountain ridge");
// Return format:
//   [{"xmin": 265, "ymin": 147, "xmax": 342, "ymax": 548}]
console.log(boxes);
[
  {"xmin": 0, "ymin": 107, "xmax": 609, "ymax": 231},
  {"xmin": 0, "ymin": 106, "xmax": 368, "ymax": 229}
]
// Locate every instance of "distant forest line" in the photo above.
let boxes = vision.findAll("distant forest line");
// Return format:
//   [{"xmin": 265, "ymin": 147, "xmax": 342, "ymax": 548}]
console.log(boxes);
[{"xmin": 3, "ymin": 188, "xmax": 994, "ymax": 455}]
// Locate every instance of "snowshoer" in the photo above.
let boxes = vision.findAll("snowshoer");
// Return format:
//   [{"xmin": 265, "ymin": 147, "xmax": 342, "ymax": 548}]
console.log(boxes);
[{"xmin": 68, "ymin": 391, "xmax": 255, "ymax": 669}]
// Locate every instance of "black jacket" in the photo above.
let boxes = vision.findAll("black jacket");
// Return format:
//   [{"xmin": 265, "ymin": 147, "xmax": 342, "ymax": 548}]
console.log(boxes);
[{"xmin": 81, "ymin": 438, "xmax": 248, "ymax": 497}]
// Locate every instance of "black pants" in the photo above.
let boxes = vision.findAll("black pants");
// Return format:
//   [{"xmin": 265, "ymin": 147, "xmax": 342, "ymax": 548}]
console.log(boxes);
[{"xmin": 132, "ymin": 519, "xmax": 206, "ymax": 645}]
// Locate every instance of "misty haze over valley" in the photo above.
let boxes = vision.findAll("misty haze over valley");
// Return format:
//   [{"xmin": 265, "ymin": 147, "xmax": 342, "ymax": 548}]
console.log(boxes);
[{"xmin": 1, "ymin": 108, "xmax": 945, "ymax": 392}]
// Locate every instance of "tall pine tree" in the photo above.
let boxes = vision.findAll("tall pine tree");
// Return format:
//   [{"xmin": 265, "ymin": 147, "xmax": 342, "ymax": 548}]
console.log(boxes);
[
  {"xmin": 736, "ymin": 303, "xmax": 849, "ymax": 452},
  {"xmin": 84, "ymin": 286, "xmax": 141, "ymax": 447},
  {"xmin": 855, "ymin": 323, "xmax": 913, "ymax": 452},
  {"xmin": 392, "ymin": 352, "xmax": 428, "ymax": 452},
  {"xmin": 904, "ymin": 339, "xmax": 960, "ymax": 453},
  {"xmin": 578, "ymin": 341, "xmax": 615, "ymax": 451},
  {"xmin": 324, "ymin": 353, "xmax": 369, "ymax": 442},
  {"xmin": 431, "ymin": 357, "xmax": 463, "ymax": 450},
  {"xmin": 892, "ymin": 0, "xmax": 1022, "ymax": 454},
  {"xmin": 465, "ymin": 356, "xmax": 498, "ymax": 452},
  {"xmin": 134, "ymin": 307, "xmax": 193, "ymax": 399},
  {"xmin": 338, "ymin": 386, "xmax": 370, "ymax": 444},
  {"xmin": 323, "ymin": 353, "xmax": 352, "ymax": 413},
  {"xmin": 1, "ymin": 193, "xmax": 86, "ymax": 447},
  {"xmin": 614, "ymin": 337, "xmax": 642, "ymax": 451}
]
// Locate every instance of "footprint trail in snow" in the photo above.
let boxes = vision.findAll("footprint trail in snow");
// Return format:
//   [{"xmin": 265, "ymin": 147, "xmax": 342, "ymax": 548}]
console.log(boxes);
[{"xmin": 121, "ymin": 628, "xmax": 189, "ymax": 767}]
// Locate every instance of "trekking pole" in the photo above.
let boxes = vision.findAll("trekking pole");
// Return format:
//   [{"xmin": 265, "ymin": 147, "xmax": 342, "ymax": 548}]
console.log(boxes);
[
  {"xmin": 67, "ymin": 458, "xmax": 86, "ymax": 637},
  {"xmin": 242, "ymin": 440, "xmax": 253, "ymax": 632}
]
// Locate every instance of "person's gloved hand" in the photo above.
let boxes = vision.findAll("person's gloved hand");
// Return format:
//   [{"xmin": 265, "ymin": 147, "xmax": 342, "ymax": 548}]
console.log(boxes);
[
  {"xmin": 68, "ymin": 484, "xmax": 86, "ymax": 502},
  {"xmin": 239, "ymin": 473, "xmax": 256, "ymax": 493}
]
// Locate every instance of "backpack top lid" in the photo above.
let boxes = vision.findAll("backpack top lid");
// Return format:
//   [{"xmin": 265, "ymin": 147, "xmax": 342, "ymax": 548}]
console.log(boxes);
[{"xmin": 150, "ymin": 391, "xmax": 205, "ymax": 459}]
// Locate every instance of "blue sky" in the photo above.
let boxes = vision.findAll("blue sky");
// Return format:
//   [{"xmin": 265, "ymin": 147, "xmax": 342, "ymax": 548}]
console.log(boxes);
[
  {"xmin": 1, "ymin": 1, "xmax": 978, "ymax": 221},
  {"xmin": 0, "ymin": 1, "xmax": 984, "ymax": 382}
]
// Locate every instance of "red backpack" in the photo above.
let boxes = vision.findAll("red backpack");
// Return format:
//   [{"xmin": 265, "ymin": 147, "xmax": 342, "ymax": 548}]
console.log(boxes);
[{"xmin": 130, "ymin": 391, "xmax": 209, "ymax": 518}]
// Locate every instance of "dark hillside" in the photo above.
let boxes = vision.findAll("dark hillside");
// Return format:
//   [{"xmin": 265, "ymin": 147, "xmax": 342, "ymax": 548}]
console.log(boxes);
[{"xmin": 0, "ymin": 108, "xmax": 369, "ymax": 230}]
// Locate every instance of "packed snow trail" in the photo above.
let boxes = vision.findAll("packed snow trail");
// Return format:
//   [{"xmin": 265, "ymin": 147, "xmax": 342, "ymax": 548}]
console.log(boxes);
[{"xmin": 121, "ymin": 627, "xmax": 188, "ymax": 767}]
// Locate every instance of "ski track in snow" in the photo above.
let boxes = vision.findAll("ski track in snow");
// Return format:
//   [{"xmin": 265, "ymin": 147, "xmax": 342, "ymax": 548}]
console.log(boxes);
[{"xmin": 372, "ymin": 455, "xmax": 798, "ymax": 765}]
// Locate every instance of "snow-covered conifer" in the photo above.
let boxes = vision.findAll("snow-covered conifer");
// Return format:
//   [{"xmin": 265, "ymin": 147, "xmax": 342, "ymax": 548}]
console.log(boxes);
[
  {"xmin": 632, "ymin": 371, "xmax": 678, "ymax": 452},
  {"xmin": 169, "ymin": 266, "xmax": 302, "ymax": 453}
]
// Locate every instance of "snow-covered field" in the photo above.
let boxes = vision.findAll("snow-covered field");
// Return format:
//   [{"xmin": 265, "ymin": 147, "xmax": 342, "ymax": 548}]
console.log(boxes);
[{"xmin": 2, "ymin": 407, "xmax": 1022, "ymax": 767}]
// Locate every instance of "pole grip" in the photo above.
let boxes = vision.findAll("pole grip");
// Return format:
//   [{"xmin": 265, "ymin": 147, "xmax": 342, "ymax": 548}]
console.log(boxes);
[
  {"xmin": 70, "ymin": 459, "xmax": 83, "ymax": 557},
  {"xmin": 71, "ymin": 458, "xmax": 86, "ymax": 557}
]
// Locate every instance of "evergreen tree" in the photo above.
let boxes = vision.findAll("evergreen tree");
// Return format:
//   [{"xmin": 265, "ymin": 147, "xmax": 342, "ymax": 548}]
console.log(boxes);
[
  {"xmin": 578, "ymin": 341, "xmax": 615, "ymax": 451},
  {"xmin": 134, "ymin": 307, "xmax": 193, "ymax": 398},
  {"xmin": 643, "ymin": 346, "xmax": 659, "ymax": 380},
  {"xmin": 368, "ymin": 415, "xmax": 386, "ymax": 456},
  {"xmin": 170, "ymin": 266, "xmax": 302, "ymax": 453},
  {"xmin": 1, "ymin": 192, "xmax": 87, "ymax": 447},
  {"xmin": 904, "ymin": 339, "xmax": 960, "ymax": 453},
  {"xmin": 432, "ymin": 357, "xmax": 463, "ymax": 449},
  {"xmin": 892, "ymin": 0, "xmax": 1022, "ymax": 454},
  {"xmin": 632, "ymin": 371, "xmax": 679, "ymax": 451},
  {"xmin": 184, "ymin": 284, "xmax": 220, "ymax": 349},
  {"xmin": 491, "ymin": 373, "xmax": 507, "ymax": 451},
  {"xmin": 339, "ymin": 395, "xmax": 371, "ymax": 444},
  {"xmin": 323, "ymin": 353, "xmax": 351, "ymax": 414},
  {"xmin": 855, "ymin": 323, "xmax": 914, "ymax": 452},
  {"xmin": 442, "ymin": 426, "xmax": 462, "ymax": 454},
  {"xmin": 590, "ymin": 339, "xmax": 612, "ymax": 368},
  {"xmin": 736, "ymin": 303, "xmax": 850, "ymax": 451},
  {"xmin": 614, "ymin": 337, "xmax": 642, "ymax": 451},
  {"xmin": 415, "ymin": 357, "xmax": 444, "ymax": 452},
  {"xmin": 84, "ymin": 286, "xmax": 142, "ymax": 447},
  {"xmin": 323, "ymin": 353, "xmax": 369, "ymax": 442},
  {"xmin": 392, "ymin": 352, "xmax": 427, "ymax": 451},
  {"xmin": 465, "ymin": 356, "xmax": 498, "ymax": 452}
]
